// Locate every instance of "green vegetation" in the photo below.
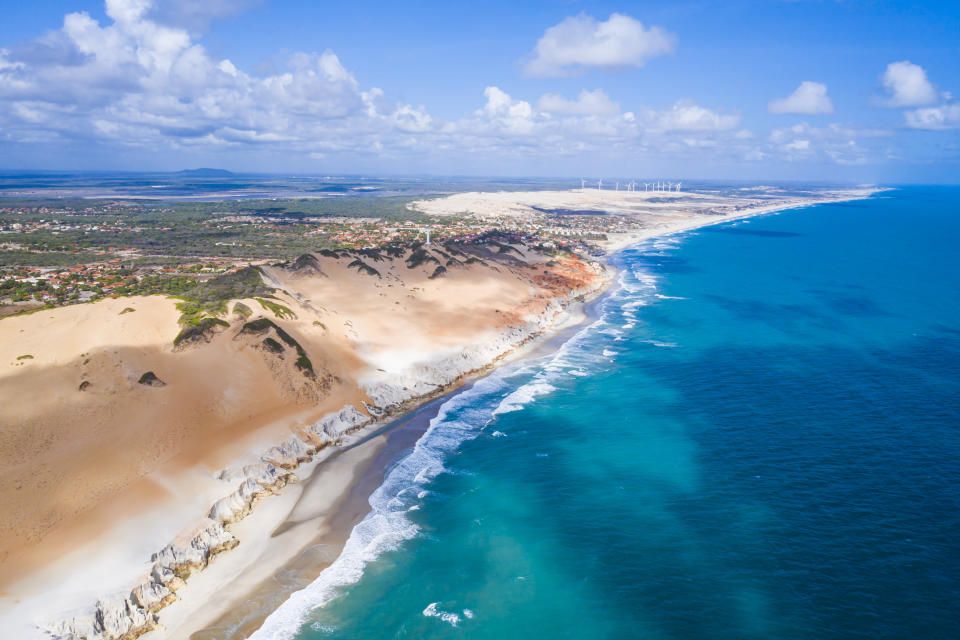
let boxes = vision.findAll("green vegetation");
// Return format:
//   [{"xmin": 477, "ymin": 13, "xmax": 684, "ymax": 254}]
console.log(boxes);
[
  {"xmin": 347, "ymin": 259, "xmax": 380, "ymax": 277},
  {"xmin": 240, "ymin": 317, "xmax": 313, "ymax": 376},
  {"xmin": 233, "ymin": 301, "xmax": 252, "ymax": 317},
  {"xmin": 183, "ymin": 267, "xmax": 273, "ymax": 303},
  {"xmin": 255, "ymin": 297, "xmax": 296, "ymax": 319},
  {"xmin": 262, "ymin": 337, "xmax": 284, "ymax": 353},
  {"xmin": 137, "ymin": 371, "xmax": 165, "ymax": 386},
  {"xmin": 0, "ymin": 195, "xmax": 426, "ymax": 267},
  {"xmin": 119, "ymin": 307, "xmax": 136, "ymax": 314},
  {"xmin": 16, "ymin": 354, "xmax": 33, "ymax": 360},
  {"xmin": 429, "ymin": 265, "xmax": 447, "ymax": 279},
  {"xmin": 290, "ymin": 253, "xmax": 323, "ymax": 273},
  {"xmin": 173, "ymin": 317, "xmax": 229, "ymax": 347},
  {"xmin": 78, "ymin": 380, "xmax": 91, "ymax": 391},
  {"xmin": 312, "ymin": 320, "xmax": 326, "ymax": 330},
  {"xmin": 295, "ymin": 355, "xmax": 314, "ymax": 374},
  {"xmin": 168, "ymin": 268, "xmax": 276, "ymax": 343},
  {"xmin": 405, "ymin": 248, "xmax": 440, "ymax": 269}
]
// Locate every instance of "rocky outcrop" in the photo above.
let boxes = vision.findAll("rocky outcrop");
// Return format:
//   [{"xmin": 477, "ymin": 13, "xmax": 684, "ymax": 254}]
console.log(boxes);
[
  {"xmin": 150, "ymin": 520, "xmax": 238, "ymax": 580},
  {"xmin": 43, "ymin": 595, "xmax": 158, "ymax": 640},
  {"xmin": 208, "ymin": 463, "xmax": 296, "ymax": 524},
  {"xmin": 263, "ymin": 435, "xmax": 313, "ymax": 469}
]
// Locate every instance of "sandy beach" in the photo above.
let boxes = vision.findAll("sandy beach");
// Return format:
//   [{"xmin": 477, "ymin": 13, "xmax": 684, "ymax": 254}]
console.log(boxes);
[
  {"xmin": 162, "ymin": 188, "xmax": 878, "ymax": 640},
  {"xmin": 0, "ymin": 236, "xmax": 606, "ymax": 639},
  {"xmin": 0, "ymin": 187, "xmax": 878, "ymax": 640}
]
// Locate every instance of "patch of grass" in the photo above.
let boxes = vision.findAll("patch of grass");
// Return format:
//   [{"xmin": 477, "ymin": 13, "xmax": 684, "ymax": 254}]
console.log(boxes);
[
  {"xmin": 241, "ymin": 317, "xmax": 313, "ymax": 377},
  {"xmin": 182, "ymin": 267, "xmax": 273, "ymax": 303},
  {"xmin": 429, "ymin": 265, "xmax": 447, "ymax": 279},
  {"xmin": 241, "ymin": 317, "xmax": 275, "ymax": 333},
  {"xmin": 78, "ymin": 380, "xmax": 91, "ymax": 391},
  {"xmin": 119, "ymin": 307, "xmax": 136, "ymax": 314},
  {"xmin": 262, "ymin": 337, "xmax": 284, "ymax": 353},
  {"xmin": 233, "ymin": 302, "xmax": 252, "ymax": 317},
  {"xmin": 173, "ymin": 317, "xmax": 229, "ymax": 346},
  {"xmin": 175, "ymin": 299, "xmax": 228, "ymax": 327},
  {"xmin": 138, "ymin": 371, "xmax": 166, "ymax": 386},
  {"xmin": 168, "ymin": 267, "xmax": 275, "ymax": 342},
  {"xmin": 290, "ymin": 253, "xmax": 323, "ymax": 273},
  {"xmin": 255, "ymin": 297, "xmax": 296, "ymax": 319},
  {"xmin": 347, "ymin": 259, "xmax": 380, "ymax": 277},
  {"xmin": 312, "ymin": 320, "xmax": 326, "ymax": 330},
  {"xmin": 16, "ymin": 354, "xmax": 33, "ymax": 360},
  {"xmin": 405, "ymin": 248, "xmax": 440, "ymax": 269},
  {"xmin": 295, "ymin": 355, "xmax": 314, "ymax": 374}
]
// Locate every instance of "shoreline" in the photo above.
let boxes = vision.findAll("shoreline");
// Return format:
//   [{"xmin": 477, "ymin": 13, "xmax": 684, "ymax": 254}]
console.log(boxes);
[
  {"xmin": 182, "ymin": 191, "xmax": 878, "ymax": 640},
  {"xmin": 8, "ymin": 188, "xmax": 878, "ymax": 640},
  {"xmin": 166, "ymin": 286, "xmax": 612, "ymax": 640}
]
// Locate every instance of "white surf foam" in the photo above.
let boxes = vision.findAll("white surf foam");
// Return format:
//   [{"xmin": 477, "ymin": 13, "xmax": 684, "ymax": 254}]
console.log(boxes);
[
  {"xmin": 492, "ymin": 378, "xmax": 556, "ymax": 415},
  {"xmin": 249, "ymin": 245, "xmax": 684, "ymax": 639},
  {"xmin": 422, "ymin": 602, "xmax": 463, "ymax": 627}
]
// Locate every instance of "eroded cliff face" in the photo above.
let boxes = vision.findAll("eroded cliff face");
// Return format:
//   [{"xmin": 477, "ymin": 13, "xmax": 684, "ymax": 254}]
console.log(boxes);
[{"xmin": 0, "ymin": 240, "xmax": 608, "ymax": 639}]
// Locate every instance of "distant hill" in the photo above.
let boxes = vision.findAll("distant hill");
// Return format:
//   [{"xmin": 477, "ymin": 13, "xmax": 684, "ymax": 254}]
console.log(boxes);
[{"xmin": 174, "ymin": 168, "xmax": 235, "ymax": 177}]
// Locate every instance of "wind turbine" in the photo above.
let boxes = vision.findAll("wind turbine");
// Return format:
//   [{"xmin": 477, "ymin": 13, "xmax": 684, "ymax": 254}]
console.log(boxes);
[
  {"xmin": 581, "ymin": 177, "xmax": 586, "ymax": 192},
  {"xmin": 616, "ymin": 182, "xmax": 620, "ymax": 192},
  {"xmin": 598, "ymin": 179, "xmax": 603, "ymax": 191},
  {"xmin": 675, "ymin": 181, "xmax": 682, "ymax": 192},
  {"xmin": 643, "ymin": 182, "xmax": 650, "ymax": 192}
]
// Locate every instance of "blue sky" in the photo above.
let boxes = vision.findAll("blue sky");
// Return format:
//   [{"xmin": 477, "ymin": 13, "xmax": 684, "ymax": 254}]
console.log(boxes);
[{"xmin": 1, "ymin": 0, "xmax": 958, "ymax": 181}]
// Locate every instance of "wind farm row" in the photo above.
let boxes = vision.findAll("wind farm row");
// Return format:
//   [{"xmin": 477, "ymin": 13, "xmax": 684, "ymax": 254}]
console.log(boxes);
[{"xmin": 580, "ymin": 179, "xmax": 682, "ymax": 193}]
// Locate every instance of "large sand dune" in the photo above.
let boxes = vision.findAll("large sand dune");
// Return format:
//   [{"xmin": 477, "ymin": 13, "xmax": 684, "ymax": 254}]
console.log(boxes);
[{"xmin": 0, "ymin": 240, "xmax": 606, "ymax": 639}]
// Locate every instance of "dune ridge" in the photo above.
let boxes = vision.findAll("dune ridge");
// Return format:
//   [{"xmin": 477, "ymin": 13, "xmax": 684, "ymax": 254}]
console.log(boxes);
[{"xmin": 0, "ymin": 238, "xmax": 608, "ymax": 639}]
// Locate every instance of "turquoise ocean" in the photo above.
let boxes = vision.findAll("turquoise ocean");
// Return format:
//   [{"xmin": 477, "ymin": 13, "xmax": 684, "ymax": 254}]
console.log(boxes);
[{"xmin": 253, "ymin": 187, "xmax": 960, "ymax": 639}]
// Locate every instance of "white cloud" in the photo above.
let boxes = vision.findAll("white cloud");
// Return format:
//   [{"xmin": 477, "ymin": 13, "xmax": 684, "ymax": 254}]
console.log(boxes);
[
  {"xmin": 537, "ymin": 89, "xmax": 620, "ymax": 116},
  {"xmin": 880, "ymin": 61, "xmax": 937, "ymax": 107},
  {"xmin": 768, "ymin": 122, "xmax": 891, "ymax": 165},
  {"xmin": 1, "ymin": 0, "xmax": 905, "ymax": 171},
  {"xmin": 768, "ymin": 81, "xmax": 834, "ymax": 115},
  {"xmin": 650, "ymin": 101, "xmax": 739, "ymax": 131},
  {"xmin": 904, "ymin": 104, "xmax": 960, "ymax": 130},
  {"xmin": 524, "ymin": 13, "xmax": 675, "ymax": 77},
  {"xmin": 0, "ymin": 0, "xmax": 432, "ymax": 158}
]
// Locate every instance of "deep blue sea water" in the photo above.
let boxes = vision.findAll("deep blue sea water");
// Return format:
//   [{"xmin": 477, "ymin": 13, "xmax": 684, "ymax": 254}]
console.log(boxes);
[{"xmin": 253, "ymin": 186, "xmax": 960, "ymax": 640}]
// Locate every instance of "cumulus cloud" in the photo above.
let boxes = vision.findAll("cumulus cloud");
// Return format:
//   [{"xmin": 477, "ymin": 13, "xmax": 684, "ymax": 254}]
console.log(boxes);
[
  {"xmin": 768, "ymin": 81, "xmax": 834, "ymax": 115},
  {"xmin": 904, "ymin": 104, "xmax": 960, "ymax": 130},
  {"xmin": 0, "ymin": 0, "xmax": 891, "ymax": 169},
  {"xmin": 768, "ymin": 122, "xmax": 891, "ymax": 165},
  {"xmin": 880, "ymin": 61, "xmax": 937, "ymax": 107},
  {"xmin": 649, "ymin": 101, "xmax": 739, "ymax": 132},
  {"xmin": 0, "ymin": 0, "xmax": 430, "ymax": 157},
  {"xmin": 524, "ymin": 13, "xmax": 675, "ymax": 77},
  {"xmin": 537, "ymin": 89, "xmax": 620, "ymax": 116}
]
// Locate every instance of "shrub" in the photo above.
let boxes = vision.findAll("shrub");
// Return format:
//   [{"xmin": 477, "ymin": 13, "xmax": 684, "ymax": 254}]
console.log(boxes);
[
  {"xmin": 262, "ymin": 337, "xmax": 284, "ymax": 353},
  {"xmin": 173, "ymin": 317, "xmax": 229, "ymax": 346},
  {"xmin": 255, "ymin": 297, "xmax": 296, "ymax": 319},
  {"xmin": 347, "ymin": 259, "xmax": 380, "ymax": 277},
  {"xmin": 119, "ymin": 307, "xmax": 136, "ymax": 314},
  {"xmin": 233, "ymin": 302, "xmax": 252, "ymax": 317},
  {"xmin": 295, "ymin": 355, "xmax": 314, "ymax": 374},
  {"xmin": 137, "ymin": 371, "xmax": 166, "ymax": 386}
]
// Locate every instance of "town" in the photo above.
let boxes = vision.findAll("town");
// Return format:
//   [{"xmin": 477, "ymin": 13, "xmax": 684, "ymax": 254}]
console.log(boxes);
[{"xmin": 0, "ymin": 197, "xmax": 639, "ymax": 317}]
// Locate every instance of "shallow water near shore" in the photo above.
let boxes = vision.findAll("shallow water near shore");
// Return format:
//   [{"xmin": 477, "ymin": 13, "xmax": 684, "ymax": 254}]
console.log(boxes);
[{"xmin": 254, "ymin": 186, "xmax": 960, "ymax": 640}]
